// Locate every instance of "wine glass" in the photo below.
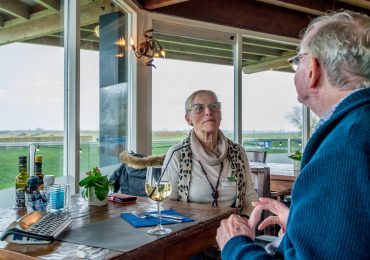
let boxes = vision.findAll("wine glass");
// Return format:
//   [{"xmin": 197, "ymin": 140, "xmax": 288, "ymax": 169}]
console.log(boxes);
[{"xmin": 145, "ymin": 165, "xmax": 172, "ymax": 235}]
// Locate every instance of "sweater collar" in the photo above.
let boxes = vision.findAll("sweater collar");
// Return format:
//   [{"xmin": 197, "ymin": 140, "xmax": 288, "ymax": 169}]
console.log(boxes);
[
  {"xmin": 302, "ymin": 87, "xmax": 370, "ymax": 167},
  {"xmin": 190, "ymin": 130, "xmax": 228, "ymax": 166}
]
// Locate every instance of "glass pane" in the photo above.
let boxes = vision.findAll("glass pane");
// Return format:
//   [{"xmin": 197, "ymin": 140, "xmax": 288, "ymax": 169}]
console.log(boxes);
[
  {"xmin": 0, "ymin": 1, "xmax": 64, "ymax": 206},
  {"xmin": 79, "ymin": 1, "xmax": 129, "ymax": 178},
  {"xmin": 242, "ymin": 71, "xmax": 302, "ymax": 164},
  {"xmin": 152, "ymin": 33, "xmax": 234, "ymax": 155},
  {"xmin": 310, "ymin": 110, "xmax": 320, "ymax": 134}
]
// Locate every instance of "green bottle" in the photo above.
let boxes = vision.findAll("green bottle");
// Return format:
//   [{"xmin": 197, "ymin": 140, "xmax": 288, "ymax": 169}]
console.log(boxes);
[
  {"xmin": 15, "ymin": 156, "xmax": 29, "ymax": 208},
  {"xmin": 34, "ymin": 155, "xmax": 44, "ymax": 189}
]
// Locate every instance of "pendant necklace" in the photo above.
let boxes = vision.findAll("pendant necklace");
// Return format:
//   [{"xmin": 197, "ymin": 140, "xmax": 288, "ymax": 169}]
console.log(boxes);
[{"xmin": 198, "ymin": 161, "xmax": 224, "ymax": 207}]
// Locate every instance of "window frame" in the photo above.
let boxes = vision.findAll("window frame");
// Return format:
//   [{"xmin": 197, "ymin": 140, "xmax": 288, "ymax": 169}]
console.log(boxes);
[
  {"xmin": 138, "ymin": 11, "xmax": 308, "ymax": 155},
  {"xmin": 64, "ymin": 0, "xmax": 137, "ymax": 193}
]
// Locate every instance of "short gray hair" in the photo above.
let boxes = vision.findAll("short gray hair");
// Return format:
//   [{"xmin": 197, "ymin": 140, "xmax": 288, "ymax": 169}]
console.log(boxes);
[
  {"xmin": 185, "ymin": 90, "xmax": 219, "ymax": 113},
  {"xmin": 300, "ymin": 11, "xmax": 370, "ymax": 89}
]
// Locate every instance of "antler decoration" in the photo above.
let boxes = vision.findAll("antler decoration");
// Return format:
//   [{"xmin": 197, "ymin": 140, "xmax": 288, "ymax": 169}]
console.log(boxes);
[{"xmin": 130, "ymin": 29, "xmax": 165, "ymax": 68}]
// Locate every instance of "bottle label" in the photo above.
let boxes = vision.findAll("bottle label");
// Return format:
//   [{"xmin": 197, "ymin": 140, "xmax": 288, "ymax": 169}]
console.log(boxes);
[{"xmin": 16, "ymin": 189, "xmax": 26, "ymax": 208}]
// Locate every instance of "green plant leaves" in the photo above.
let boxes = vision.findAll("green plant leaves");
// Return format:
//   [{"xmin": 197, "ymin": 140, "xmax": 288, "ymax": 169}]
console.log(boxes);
[
  {"xmin": 94, "ymin": 185, "xmax": 109, "ymax": 201},
  {"xmin": 79, "ymin": 175, "xmax": 93, "ymax": 187},
  {"xmin": 79, "ymin": 167, "xmax": 112, "ymax": 201},
  {"xmin": 288, "ymin": 150, "xmax": 303, "ymax": 161}
]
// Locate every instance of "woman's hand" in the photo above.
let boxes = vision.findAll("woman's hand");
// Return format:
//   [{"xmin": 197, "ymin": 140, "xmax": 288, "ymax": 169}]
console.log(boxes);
[{"xmin": 252, "ymin": 198, "xmax": 290, "ymax": 235}]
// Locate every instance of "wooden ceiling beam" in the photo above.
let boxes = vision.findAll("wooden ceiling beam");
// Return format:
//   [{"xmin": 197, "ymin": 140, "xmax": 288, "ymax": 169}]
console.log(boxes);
[
  {"xmin": 0, "ymin": 13, "xmax": 4, "ymax": 27},
  {"xmin": 254, "ymin": 0, "xmax": 326, "ymax": 16},
  {"xmin": 338, "ymin": 0, "xmax": 370, "ymax": 9},
  {"xmin": 49, "ymin": 31, "xmax": 99, "ymax": 43},
  {"xmin": 25, "ymin": 36, "xmax": 99, "ymax": 51},
  {"xmin": 34, "ymin": 0, "xmax": 61, "ymax": 11},
  {"xmin": 255, "ymin": 0, "xmax": 370, "ymax": 15},
  {"xmin": 0, "ymin": 0, "xmax": 30, "ymax": 20},
  {"xmin": 164, "ymin": 51, "xmax": 233, "ymax": 66},
  {"xmin": 242, "ymin": 53, "xmax": 262, "ymax": 62},
  {"xmin": 243, "ymin": 37, "xmax": 297, "ymax": 51},
  {"xmin": 150, "ymin": 0, "xmax": 370, "ymax": 39},
  {"xmin": 155, "ymin": 33, "xmax": 232, "ymax": 51},
  {"xmin": 142, "ymin": 0, "xmax": 190, "ymax": 10},
  {"xmin": 161, "ymin": 42, "xmax": 233, "ymax": 59},
  {"xmin": 272, "ymin": 67, "xmax": 294, "ymax": 73},
  {"xmin": 243, "ymin": 44, "xmax": 283, "ymax": 57},
  {"xmin": 148, "ymin": 0, "xmax": 311, "ymax": 39},
  {"xmin": 0, "ymin": 1, "xmax": 101, "ymax": 45},
  {"xmin": 243, "ymin": 54, "xmax": 292, "ymax": 74},
  {"xmin": 1, "ymin": 8, "xmax": 55, "ymax": 28}
]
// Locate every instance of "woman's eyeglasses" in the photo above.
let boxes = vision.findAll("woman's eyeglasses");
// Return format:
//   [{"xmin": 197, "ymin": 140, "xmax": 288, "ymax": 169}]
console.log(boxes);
[
  {"xmin": 190, "ymin": 102, "xmax": 221, "ymax": 114},
  {"xmin": 288, "ymin": 53, "xmax": 308, "ymax": 71}
]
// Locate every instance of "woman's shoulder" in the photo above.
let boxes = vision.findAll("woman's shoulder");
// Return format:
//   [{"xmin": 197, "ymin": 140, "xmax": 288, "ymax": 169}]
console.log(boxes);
[
  {"xmin": 163, "ymin": 141, "xmax": 187, "ymax": 167},
  {"xmin": 166, "ymin": 142, "xmax": 186, "ymax": 156}
]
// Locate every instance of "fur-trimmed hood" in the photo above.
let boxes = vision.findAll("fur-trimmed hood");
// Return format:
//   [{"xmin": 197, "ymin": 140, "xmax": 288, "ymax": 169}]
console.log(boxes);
[{"xmin": 119, "ymin": 151, "xmax": 165, "ymax": 169}]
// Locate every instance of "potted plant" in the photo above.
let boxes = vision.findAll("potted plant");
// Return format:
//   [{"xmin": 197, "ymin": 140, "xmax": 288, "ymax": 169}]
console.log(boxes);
[
  {"xmin": 288, "ymin": 150, "xmax": 302, "ymax": 174},
  {"xmin": 79, "ymin": 167, "xmax": 111, "ymax": 206}
]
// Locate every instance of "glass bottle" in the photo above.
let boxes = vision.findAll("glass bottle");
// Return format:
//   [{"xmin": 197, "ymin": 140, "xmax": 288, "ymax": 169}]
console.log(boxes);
[
  {"xmin": 15, "ymin": 156, "xmax": 29, "ymax": 208},
  {"xmin": 34, "ymin": 155, "xmax": 44, "ymax": 189}
]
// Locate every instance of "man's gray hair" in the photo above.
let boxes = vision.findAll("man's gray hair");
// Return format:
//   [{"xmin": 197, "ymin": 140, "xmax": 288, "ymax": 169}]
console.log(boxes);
[
  {"xmin": 301, "ymin": 11, "xmax": 370, "ymax": 89},
  {"xmin": 185, "ymin": 90, "xmax": 219, "ymax": 113}
]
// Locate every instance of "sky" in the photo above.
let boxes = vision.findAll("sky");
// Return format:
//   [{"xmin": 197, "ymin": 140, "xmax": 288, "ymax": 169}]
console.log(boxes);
[
  {"xmin": 152, "ymin": 59, "xmax": 300, "ymax": 131},
  {"xmin": 0, "ymin": 43, "xmax": 300, "ymax": 132}
]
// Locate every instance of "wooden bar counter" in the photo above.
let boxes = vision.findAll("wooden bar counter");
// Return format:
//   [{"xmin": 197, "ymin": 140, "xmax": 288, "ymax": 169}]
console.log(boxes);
[{"xmin": 0, "ymin": 195, "xmax": 236, "ymax": 260}]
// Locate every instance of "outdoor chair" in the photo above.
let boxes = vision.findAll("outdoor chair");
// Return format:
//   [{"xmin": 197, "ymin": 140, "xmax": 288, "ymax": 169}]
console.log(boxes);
[{"xmin": 246, "ymin": 150, "xmax": 267, "ymax": 163}]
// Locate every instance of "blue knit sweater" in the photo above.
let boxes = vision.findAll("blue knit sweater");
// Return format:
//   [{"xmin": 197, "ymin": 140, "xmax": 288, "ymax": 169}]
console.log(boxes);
[{"xmin": 222, "ymin": 88, "xmax": 370, "ymax": 259}]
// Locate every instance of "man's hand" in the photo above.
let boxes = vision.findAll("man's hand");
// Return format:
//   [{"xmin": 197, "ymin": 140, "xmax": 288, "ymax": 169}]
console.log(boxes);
[
  {"xmin": 252, "ymin": 198, "xmax": 290, "ymax": 235},
  {"xmin": 216, "ymin": 205, "xmax": 263, "ymax": 251}
]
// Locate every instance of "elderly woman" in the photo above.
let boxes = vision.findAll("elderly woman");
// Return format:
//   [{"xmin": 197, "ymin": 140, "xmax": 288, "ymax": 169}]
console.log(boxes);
[{"xmin": 163, "ymin": 90, "xmax": 258, "ymax": 216}]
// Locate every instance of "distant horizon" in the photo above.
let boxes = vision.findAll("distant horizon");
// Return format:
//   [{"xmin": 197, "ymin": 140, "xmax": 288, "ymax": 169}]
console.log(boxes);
[{"xmin": 0, "ymin": 129, "xmax": 301, "ymax": 134}]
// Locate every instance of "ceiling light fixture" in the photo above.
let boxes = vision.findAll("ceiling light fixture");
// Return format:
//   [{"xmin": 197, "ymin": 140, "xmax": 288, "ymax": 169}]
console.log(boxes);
[
  {"xmin": 130, "ymin": 29, "xmax": 165, "ymax": 68},
  {"xmin": 115, "ymin": 36, "xmax": 126, "ymax": 58},
  {"xmin": 94, "ymin": 25, "xmax": 100, "ymax": 38}
]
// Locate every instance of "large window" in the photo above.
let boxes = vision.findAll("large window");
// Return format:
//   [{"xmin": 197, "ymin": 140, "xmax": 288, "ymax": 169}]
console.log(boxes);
[
  {"xmin": 0, "ymin": 0, "xmax": 133, "ymax": 207},
  {"xmin": 151, "ymin": 29, "xmax": 235, "ymax": 155},
  {"xmin": 152, "ymin": 59, "xmax": 234, "ymax": 155},
  {"xmin": 242, "ymin": 71, "xmax": 302, "ymax": 163},
  {"xmin": 79, "ymin": 2, "xmax": 130, "ymax": 175},
  {"xmin": 241, "ymin": 35, "xmax": 301, "ymax": 164},
  {"xmin": 0, "ymin": 1, "xmax": 64, "ymax": 206}
]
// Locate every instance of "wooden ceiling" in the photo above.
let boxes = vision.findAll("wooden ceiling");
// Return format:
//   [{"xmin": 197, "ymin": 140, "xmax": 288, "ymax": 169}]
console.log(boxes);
[
  {"xmin": 137, "ymin": 0, "xmax": 370, "ymax": 38},
  {"xmin": 1, "ymin": 0, "xmax": 369, "ymax": 73},
  {"xmin": 0, "ymin": 0, "xmax": 107, "ymax": 49},
  {"xmin": 137, "ymin": 0, "xmax": 370, "ymax": 73}
]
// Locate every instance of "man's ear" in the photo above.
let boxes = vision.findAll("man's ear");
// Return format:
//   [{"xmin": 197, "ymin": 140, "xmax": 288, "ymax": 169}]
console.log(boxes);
[
  {"xmin": 308, "ymin": 57, "xmax": 321, "ymax": 89},
  {"xmin": 185, "ymin": 113, "xmax": 193, "ymax": 126}
]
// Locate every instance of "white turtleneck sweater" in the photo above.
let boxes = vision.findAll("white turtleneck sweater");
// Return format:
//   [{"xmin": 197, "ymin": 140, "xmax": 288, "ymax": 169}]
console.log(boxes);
[{"xmin": 164, "ymin": 130, "xmax": 258, "ymax": 216}]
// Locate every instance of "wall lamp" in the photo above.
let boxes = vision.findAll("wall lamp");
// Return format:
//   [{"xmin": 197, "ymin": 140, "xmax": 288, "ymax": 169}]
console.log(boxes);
[{"xmin": 130, "ymin": 29, "xmax": 165, "ymax": 68}]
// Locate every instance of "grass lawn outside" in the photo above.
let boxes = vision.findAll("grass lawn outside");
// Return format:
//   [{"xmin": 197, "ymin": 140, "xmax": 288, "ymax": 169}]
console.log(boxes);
[{"xmin": 0, "ymin": 130, "xmax": 301, "ymax": 190}]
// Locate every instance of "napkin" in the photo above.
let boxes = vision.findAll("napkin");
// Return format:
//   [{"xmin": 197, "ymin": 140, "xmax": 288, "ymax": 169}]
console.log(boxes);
[{"xmin": 121, "ymin": 209, "xmax": 194, "ymax": 228}]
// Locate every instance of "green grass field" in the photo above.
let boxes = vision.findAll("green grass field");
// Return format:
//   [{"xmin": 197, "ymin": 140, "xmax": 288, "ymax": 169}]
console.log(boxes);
[{"xmin": 0, "ymin": 130, "xmax": 301, "ymax": 190}]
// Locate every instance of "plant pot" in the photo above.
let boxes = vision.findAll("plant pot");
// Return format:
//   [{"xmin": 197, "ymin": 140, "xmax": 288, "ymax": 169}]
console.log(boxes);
[
  {"xmin": 87, "ymin": 187, "xmax": 108, "ymax": 206},
  {"xmin": 293, "ymin": 160, "xmax": 301, "ymax": 176}
]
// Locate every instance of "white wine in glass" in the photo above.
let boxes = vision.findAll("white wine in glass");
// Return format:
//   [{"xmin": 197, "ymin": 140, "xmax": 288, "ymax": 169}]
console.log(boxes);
[{"xmin": 145, "ymin": 165, "xmax": 172, "ymax": 235}]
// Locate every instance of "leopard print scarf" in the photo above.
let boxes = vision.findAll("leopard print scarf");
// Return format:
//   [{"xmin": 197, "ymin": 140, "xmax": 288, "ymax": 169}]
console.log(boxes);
[{"xmin": 178, "ymin": 135, "xmax": 246, "ymax": 212}]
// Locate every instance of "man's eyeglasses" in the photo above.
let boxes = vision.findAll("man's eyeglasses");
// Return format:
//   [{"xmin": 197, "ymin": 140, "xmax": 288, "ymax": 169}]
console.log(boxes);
[
  {"xmin": 190, "ymin": 102, "xmax": 221, "ymax": 114},
  {"xmin": 288, "ymin": 53, "xmax": 308, "ymax": 71}
]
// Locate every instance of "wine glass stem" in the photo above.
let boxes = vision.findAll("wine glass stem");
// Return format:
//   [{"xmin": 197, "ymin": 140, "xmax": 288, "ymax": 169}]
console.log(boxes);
[{"xmin": 157, "ymin": 201, "xmax": 162, "ymax": 229}]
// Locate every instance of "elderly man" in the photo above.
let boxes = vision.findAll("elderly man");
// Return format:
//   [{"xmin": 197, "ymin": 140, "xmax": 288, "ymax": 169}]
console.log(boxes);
[{"xmin": 216, "ymin": 11, "xmax": 370, "ymax": 259}]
